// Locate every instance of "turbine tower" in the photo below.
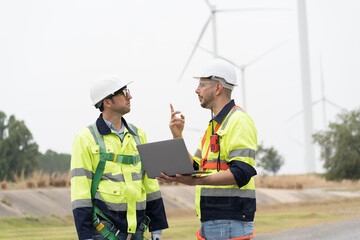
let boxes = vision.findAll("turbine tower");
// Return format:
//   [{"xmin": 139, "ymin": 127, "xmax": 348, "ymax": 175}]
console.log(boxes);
[{"xmin": 298, "ymin": 0, "xmax": 315, "ymax": 173}]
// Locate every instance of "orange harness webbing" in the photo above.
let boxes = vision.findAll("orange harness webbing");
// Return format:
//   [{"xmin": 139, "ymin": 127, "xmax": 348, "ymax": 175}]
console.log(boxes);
[
  {"xmin": 200, "ymin": 105, "xmax": 242, "ymax": 171},
  {"xmin": 200, "ymin": 123, "xmax": 221, "ymax": 171}
]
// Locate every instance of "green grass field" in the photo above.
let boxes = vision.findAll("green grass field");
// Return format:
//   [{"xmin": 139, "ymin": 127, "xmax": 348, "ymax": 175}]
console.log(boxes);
[{"xmin": 1, "ymin": 197, "xmax": 359, "ymax": 240}]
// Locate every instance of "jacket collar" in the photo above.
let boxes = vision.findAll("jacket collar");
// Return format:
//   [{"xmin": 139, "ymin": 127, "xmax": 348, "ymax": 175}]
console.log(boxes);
[
  {"xmin": 96, "ymin": 114, "xmax": 136, "ymax": 136},
  {"xmin": 213, "ymin": 99, "xmax": 235, "ymax": 124}
]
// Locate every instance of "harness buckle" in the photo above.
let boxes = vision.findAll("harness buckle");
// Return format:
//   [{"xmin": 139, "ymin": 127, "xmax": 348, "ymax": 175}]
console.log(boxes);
[
  {"xmin": 133, "ymin": 154, "xmax": 137, "ymax": 165},
  {"xmin": 200, "ymin": 158, "xmax": 207, "ymax": 171}
]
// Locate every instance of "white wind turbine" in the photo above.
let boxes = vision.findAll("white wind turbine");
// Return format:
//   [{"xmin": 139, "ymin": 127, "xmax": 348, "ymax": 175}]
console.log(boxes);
[
  {"xmin": 177, "ymin": 0, "xmax": 290, "ymax": 82},
  {"xmin": 285, "ymin": 54, "xmax": 345, "ymax": 127},
  {"xmin": 196, "ymin": 41, "xmax": 288, "ymax": 109},
  {"xmin": 317, "ymin": 54, "xmax": 344, "ymax": 127}
]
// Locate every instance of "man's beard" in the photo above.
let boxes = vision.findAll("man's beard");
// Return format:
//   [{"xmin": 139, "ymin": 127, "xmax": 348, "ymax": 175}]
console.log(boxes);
[{"xmin": 200, "ymin": 93, "xmax": 214, "ymax": 109}]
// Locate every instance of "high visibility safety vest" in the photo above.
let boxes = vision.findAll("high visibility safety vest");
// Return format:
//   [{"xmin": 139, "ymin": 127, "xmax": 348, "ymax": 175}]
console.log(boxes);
[
  {"xmin": 71, "ymin": 115, "xmax": 168, "ymax": 240},
  {"xmin": 192, "ymin": 101, "xmax": 257, "ymax": 223}
]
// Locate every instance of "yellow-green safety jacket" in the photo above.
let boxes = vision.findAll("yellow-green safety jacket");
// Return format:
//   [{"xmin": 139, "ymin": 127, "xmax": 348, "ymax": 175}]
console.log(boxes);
[
  {"xmin": 193, "ymin": 100, "xmax": 257, "ymax": 222},
  {"xmin": 71, "ymin": 115, "xmax": 168, "ymax": 240}
]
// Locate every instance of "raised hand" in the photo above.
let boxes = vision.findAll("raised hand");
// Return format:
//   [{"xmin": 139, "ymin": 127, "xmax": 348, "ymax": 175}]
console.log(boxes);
[{"xmin": 169, "ymin": 103, "xmax": 185, "ymax": 138}]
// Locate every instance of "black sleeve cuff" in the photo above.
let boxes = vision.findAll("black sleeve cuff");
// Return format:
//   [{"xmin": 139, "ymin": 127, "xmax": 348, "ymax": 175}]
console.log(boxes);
[
  {"xmin": 73, "ymin": 207, "xmax": 93, "ymax": 240},
  {"xmin": 229, "ymin": 161, "xmax": 257, "ymax": 188},
  {"xmin": 146, "ymin": 198, "xmax": 169, "ymax": 231},
  {"xmin": 193, "ymin": 161, "xmax": 200, "ymax": 170}
]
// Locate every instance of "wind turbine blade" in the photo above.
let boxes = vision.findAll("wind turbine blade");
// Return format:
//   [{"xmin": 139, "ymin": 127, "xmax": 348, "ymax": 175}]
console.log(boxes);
[
  {"xmin": 245, "ymin": 40, "xmax": 288, "ymax": 68},
  {"xmin": 196, "ymin": 45, "xmax": 243, "ymax": 70},
  {"xmin": 204, "ymin": 0, "xmax": 212, "ymax": 9},
  {"xmin": 286, "ymin": 134, "xmax": 304, "ymax": 147},
  {"xmin": 284, "ymin": 98, "xmax": 324, "ymax": 123},
  {"xmin": 177, "ymin": 14, "xmax": 212, "ymax": 82},
  {"xmin": 325, "ymin": 99, "xmax": 345, "ymax": 110},
  {"xmin": 216, "ymin": 8, "xmax": 291, "ymax": 13},
  {"xmin": 284, "ymin": 109, "xmax": 303, "ymax": 123},
  {"xmin": 312, "ymin": 98, "xmax": 322, "ymax": 106}
]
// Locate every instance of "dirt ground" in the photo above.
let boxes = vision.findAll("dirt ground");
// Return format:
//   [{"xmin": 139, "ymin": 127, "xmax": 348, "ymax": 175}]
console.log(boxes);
[{"xmin": 1, "ymin": 185, "xmax": 360, "ymax": 218}]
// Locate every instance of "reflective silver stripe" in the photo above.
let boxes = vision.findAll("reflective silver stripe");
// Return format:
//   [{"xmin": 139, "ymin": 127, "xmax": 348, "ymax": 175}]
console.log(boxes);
[
  {"xmin": 132, "ymin": 172, "xmax": 143, "ymax": 181},
  {"xmin": 71, "ymin": 168, "xmax": 93, "ymax": 180},
  {"xmin": 194, "ymin": 148, "xmax": 202, "ymax": 159},
  {"xmin": 94, "ymin": 192, "xmax": 127, "ymax": 211},
  {"xmin": 72, "ymin": 168, "xmax": 142, "ymax": 182},
  {"xmin": 229, "ymin": 148, "xmax": 256, "ymax": 160},
  {"xmin": 207, "ymin": 158, "xmax": 227, "ymax": 164},
  {"xmin": 105, "ymin": 201, "xmax": 146, "ymax": 211},
  {"xmin": 201, "ymin": 188, "xmax": 255, "ymax": 198},
  {"xmin": 72, "ymin": 199, "xmax": 92, "ymax": 209},
  {"xmin": 128, "ymin": 123, "xmax": 138, "ymax": 134},
  {"xmin": 102, "ymin": 172, "xmax": 125, "ymax": 182},
  {"xmin": 221, "ymin": 107, "xmax": 243, "ymax": 131},
  {"xmin": 146, "ymin": 190, "xmax": 161, "ymax": 202},
  {"xmin": 136, "ymin": 200, "xmax": 146, "ymax": 210},
  {"xmin": 104, "ymin": 202, "xmax": 128, "ymax": 211},
  {"xmin": 88, "ymin": 124, "xmax": 105, "ymax": 150},
  {"xmin": 93, "ymin": 193, "xmax": 147, "ymax": 211}
]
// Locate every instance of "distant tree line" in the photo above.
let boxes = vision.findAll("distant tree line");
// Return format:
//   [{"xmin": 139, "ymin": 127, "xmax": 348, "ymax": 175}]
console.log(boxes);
[
  {"xmin": 38, "ymin": 150, "xmax": 71, "ymax": 174},
  {"xmin": 256, "ymin": 143, "xmax": 284, "ymax": 175},
  {"xmin": 0, "ymin": 111, "xmax": 70, "ymax": 181},
  {"xmin": 313, "ymin": 107, "xmax": 360, "ymax": 181},
  {"xmin": 1, "ymin": 107, "xmax": 359, "ymax": 182}
]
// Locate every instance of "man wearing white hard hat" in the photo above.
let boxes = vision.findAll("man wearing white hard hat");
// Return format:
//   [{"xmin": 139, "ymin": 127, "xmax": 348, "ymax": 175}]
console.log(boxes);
[
  {"xmin": 71, "ymin": 76, "xmax": 168, "ymax": 240},
  {"xmin": 160, "ymin": 58, "xmax": 257, "ymax": 240}
]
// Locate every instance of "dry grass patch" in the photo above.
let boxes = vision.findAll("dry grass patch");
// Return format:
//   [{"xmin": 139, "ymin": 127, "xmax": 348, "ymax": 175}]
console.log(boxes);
[
  {"xmin": 255, "ymin": 174, "xmax": 360, "ymax": 189},
  {"xmin": 255, "ymin": 196, "xmax": 360, "ymax": 234},
  {"xmin": 1, "ymin": 171, "xmax": 70, "ymax": 190}
]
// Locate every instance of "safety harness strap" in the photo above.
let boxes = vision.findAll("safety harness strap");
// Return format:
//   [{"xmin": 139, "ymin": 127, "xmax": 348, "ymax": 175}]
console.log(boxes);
[
  {"xmin": 101, "ymin": 152, "xmax": 142, "ymax": 165},
  {"xmin": 88, "ymin": 123, "xmax": 149, "ymax": 240},
  {"xmin": 92, "ymin": 205, "xmax": 119, "ymax": 240},
  {"xmin": 200, "ymin": 106, "xmax": 243, "ymax": 171},
  {"xmin": 127, "ymin": 123, "xmax": 145, "ymax": 175}
]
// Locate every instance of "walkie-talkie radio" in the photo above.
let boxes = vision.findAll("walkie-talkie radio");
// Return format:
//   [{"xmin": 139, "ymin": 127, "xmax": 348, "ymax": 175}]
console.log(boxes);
[
  {"xmin": 210, "ymin": 135, "xmax": 219, "ymax": 152},
  {"xmin": 210, "ymin": 106, "xmax": 219, "ymax": 152}
]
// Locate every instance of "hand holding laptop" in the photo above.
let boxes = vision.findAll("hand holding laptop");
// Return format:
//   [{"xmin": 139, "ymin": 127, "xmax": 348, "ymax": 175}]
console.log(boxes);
[{"xmin": 156, "ymin": 172, "xmax": 198, "ymax": 185}]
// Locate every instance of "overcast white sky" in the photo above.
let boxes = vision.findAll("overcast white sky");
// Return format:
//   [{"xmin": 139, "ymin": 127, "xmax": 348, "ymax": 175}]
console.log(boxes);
[{"xmin": 1, "ymin": 0, "xmax": 359, "ymax": 174}]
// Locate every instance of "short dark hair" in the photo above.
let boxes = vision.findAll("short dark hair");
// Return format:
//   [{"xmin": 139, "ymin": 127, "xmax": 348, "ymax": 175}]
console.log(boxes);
[{"xmin": 96, "ymin": 86, "xmax": 127, "ymax": 112}]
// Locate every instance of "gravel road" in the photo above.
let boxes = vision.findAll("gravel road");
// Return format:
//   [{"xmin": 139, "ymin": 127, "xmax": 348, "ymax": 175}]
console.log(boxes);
[
  {"xmin": 254, "ymin": 216, "xmax": 360, "ymax": 240},
  {"xmin": 1, "ymin": 186, "xmax": 360, "ymax": 240}
]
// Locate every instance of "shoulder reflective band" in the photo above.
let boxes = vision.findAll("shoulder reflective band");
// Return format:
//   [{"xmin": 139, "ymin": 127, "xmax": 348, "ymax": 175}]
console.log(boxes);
[{"xmin": 201, "ymin": 106, "xmax": 242, "ymax": 171}]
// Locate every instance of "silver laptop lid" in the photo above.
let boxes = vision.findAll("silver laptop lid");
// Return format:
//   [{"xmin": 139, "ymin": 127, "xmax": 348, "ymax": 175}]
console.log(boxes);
[{"xmin": 137, "ymin": 138, "xmax": 202, "ymax": 178}]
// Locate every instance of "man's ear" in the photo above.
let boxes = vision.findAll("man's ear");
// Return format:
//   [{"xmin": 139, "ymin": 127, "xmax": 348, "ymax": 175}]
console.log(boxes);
[
  {"xmin": 215, "ymin": 82, "xmax": 223, "ymax": 96},
  {"xmin": 103, "ymin": 98, "xmax": 112, "ymax": 107}
]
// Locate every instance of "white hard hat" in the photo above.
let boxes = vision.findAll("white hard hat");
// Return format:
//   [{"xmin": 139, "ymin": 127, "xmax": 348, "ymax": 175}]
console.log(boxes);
[
  {"xmin": 193, "ymin": 58, "xmax": 237, "ymax": 89},
  {"xmin": 90, "ymin": 75, "xmax": 132, "ymax": 107}
]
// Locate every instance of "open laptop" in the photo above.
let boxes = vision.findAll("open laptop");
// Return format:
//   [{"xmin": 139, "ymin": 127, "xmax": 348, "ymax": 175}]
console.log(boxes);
[{"xmin": 136, "ymin": 138, "xmax": 209, "ymax": 179}]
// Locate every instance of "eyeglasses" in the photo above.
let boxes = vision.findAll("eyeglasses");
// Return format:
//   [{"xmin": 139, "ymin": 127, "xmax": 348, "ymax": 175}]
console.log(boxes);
[
  {"xmin": 106, "ymin": 88, "xmax": 131, "ymax": 99},
  {"xmin": 197, "ymin": 79, "xmax": 216, "ymax": 89},
  {"xmin": 119, "ymin": 88, "xmax": 130, "ymax": 98},
  {"xmin": 114, "ymin": 88, "xmax": 130, "ymax": 98}
]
